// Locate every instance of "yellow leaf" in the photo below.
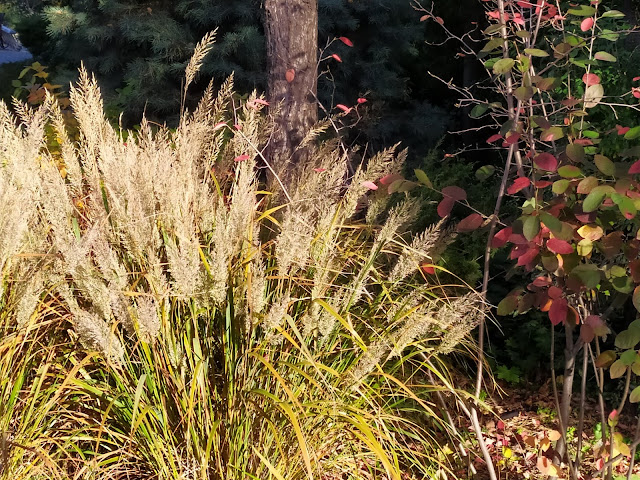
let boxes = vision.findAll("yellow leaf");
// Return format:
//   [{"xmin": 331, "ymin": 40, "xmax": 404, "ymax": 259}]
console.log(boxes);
[
  {"xmin": 577, "ymin": 238, "xmax": 593, "ymax": 256},
  {"xmin": 540, "ymin": 437, "xmax": 551, "ymax": 452},
  {"xmin": 548, "ymin": 429, "xmax": 562, "ymax": 441},
  {"xmin": 537, "ymin": 456, "xmax": 558, "ymax": 476},
  {"xmin": 577, "ymin": 224, "xmax": 604, "ymax": 241}
]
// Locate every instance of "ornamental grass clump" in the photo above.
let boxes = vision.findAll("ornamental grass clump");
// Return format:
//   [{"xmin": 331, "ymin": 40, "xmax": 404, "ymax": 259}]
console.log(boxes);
[{"xmin": 0, "ymin": 36, "xmax": 483, "ymax": 480}]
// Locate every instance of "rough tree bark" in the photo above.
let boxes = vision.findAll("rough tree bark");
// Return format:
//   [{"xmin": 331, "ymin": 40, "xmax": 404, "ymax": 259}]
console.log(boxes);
[{"xmin": 264, "ymin": 0, "xmax": 318, "ymax": 173}]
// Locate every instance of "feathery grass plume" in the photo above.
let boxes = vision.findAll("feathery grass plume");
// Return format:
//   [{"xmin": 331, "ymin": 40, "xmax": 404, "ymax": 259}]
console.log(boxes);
[
  {"xmin": 388, "ymin": 307, "xmax": 437, "ymax": 360},
  {"xmin": 134, "ymin": 295, "xmax": 160, "ymax": 342},
  {"xmin": 348, "ymin": 338, "xmax": 392, "ymax": 387},
  {"xmin": 46, "ymin": 92, "xmax": 83, "ymax": 194},
  {"xmin": 434, "ymin": 292, "xmax": 485, "ymax": 354},
  {"xmin": 262, "ymin": 293, "xmax": 291, "ymax": 340},
  {"xmin": 345, "ymin": 199, "xmax": 420, "ymax": 309},
  {"xmin": 0, "ymin": 47, "xmax": 479, "ymax": 478},
  {"xmin": 248, "ymin": 247, "xmax": 267, "ymax": 319},
  {"xmin": 389, "ymin": 217, "xmax": 455, "ymax": 283},
  {"xmin": 57, "ymin": 282, "xmax": 124, "ymax": 364},
  {"xmin": 342, "ymin": 144, "xmax": 406, "ymax": 220},
  {"xmin": 14, "ymin": 268, "xmax": 45, "ymax": 328},
  {"xmin": 183, "ymin": 30, "xmax": 217, "ymax": 96}
]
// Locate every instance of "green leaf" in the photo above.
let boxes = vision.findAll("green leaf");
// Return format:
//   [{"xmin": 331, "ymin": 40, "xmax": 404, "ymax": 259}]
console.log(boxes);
[
  {"xmin": 624, "ymin": 126, "xmax": 640, "ymax": 140},
  {"xmin": 475, "ymin": 165, "xmax": 495, "ymax": 181},
  {"xmin": 633, "ymin": 286, "xmax": 640, "ymax": 313},
  {"xmin": 414, "ymin": 169, "xmax": 432, "ymax": 188},
  {"xmin": 601, "ymin": 9, "xmax": 625, "ymax": 18},
  {"xmin": 516, "ymin": 31, "xmax": 531, "ymax": 39},
  {"xmin": 493, "ymin": 58, "xmax": 515, "ymax": 75},
  {"xmin": 484, "ymin": 24, "xmax": 504, "ymax": 35},
  {"xmin": 583, "ymin": 185, "xmax": 615, "ymax": 212},
  {"xmin": 533, "ymin": 76, "xmax": 560, "ymax": 91},
  {"xmin": 524, "ymin": 48, "xmax": 549, "ymax": 57},
  {"xmin": 612, "ymin": 273, "xmax": 634, "ymax": 294},
  {"xmin": 616, "ymin": 328, "xmax": 640, "ymax": 349},
  {"xmin": 514, "ymin": 86, "xmax": 534, "ymax": 101},
  {"xmin": 18, "ymin": 67, "xmax": 31, "ymax": 79},
  {"xmin": 610, "ymin": 360, "xmax": 627, "ymax": 379},
  {"xmin": 611, "ymin": 193, "xmax": 637, "ymax": 219},
  {"xmin": 600, "ymin": 29, "xmax": 619, "ymax": 41},
  {"xmin": 571, "ymin": 264, "xmax": 601, "ymax": 289},
  {"xmin": 552, "ymin": 179, "xmax": 571, "ymax": 194},
  {"xmin": 594, "ymin": 51, "xmax": 617, "ymax": 62},
  {"xmin": 630, "ymin": 386, "xmax": 640, "ymax": 403},
  {"xmin": 558, "ymin": 165, "xmax": 582, "ymax": 178},
  {"xmin": 566, "ymin": 144, "xmax": 585, "ymax": 162},
  {"xmin": 540, "ymin": 212, "xmax": 562, "ymax": 234},
  {"xmin": 497, "ymin": 296, "xmax": 518, "ymax": 316},
  {"xmin": 620, "ymin": 349, "xmax": 638, "ymax": 366},
  {"xmin": 523, "ymin": 215, "xmax": 540, "ymax": 241},
  {"xmin": 595, "ymin": 155, "xmax": 615, "ymax": 176},
  {"xmin": 542, "ymin": 126, "xmax": 565, "ymax": 142},
  {"xmin": 470, "ymin": 104, "xmax": 488, "ymax": 119},
  {"xmin": 481, "ymin": 38, "xmax": 503, "ymax": 53},
  {"xmin": 567, "ymin": 5, "xmax": 596, "ymax": 16}
]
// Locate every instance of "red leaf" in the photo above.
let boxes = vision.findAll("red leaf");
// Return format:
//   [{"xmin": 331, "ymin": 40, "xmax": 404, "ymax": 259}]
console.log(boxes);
[
  {"xmin": 442, "ymin": 185, "xmax": 467, "ymax": 201},
  {"xmin": 419, "ymin": 14, "xmax": 429, "ymax": 22},
  {"xmin": 437, "ymin": 197, "xmax": 455, "ymax": 218},
  {"xmin": 533, "ymin": 153, "xmax": 558, "ymax": 172},
  {"xmin": 580, "ymin": 17, "xmax": 594, "ymax": 31},
  {"xmin": 357, "ymin": 97, "xmax": 367, "ymax": 104},
  {"xmin": 421, "ymin": 264, "xmax": 435, "ymax": 274},
  {"xmin": 331, "ymin": 53, "xmax": 342, "ymax": 62},
  {"xmin": 254, "ymin": 98, "xmax": 269, "ymax": 106},
  {"xmin": 507, "ymin": 176, "xmax": 531, "ymax": 195},
  {"xmin": 338, "ymin": 36, "xmax": 354, "ymax": 47},
  {"xmin": 505, "ymin": 132, "xmax": 521, "ymax": 145},
  {"xmin": 547, "ymin": 238, "xmax": 573, "ymax": 254},
  {"xmin": 362, "ymin": 181, "xmax": 378, "ymax": 190},
  {"xmin": 535, "ymin": 180, "xmax": 553, "ymax": 188},
  {"xmin": 492, "ymin": 227, "xmax": 512, "ymax": 248},
  {"xmin": 314, "ymin": 168, "xmax": 326, "ymax": 173},
  {"xmin": 629, "ymin": 160, "xmax": 640, "ymax": 174},
  {"xmin": 434, "ymin": 16, "xmax": 444, "ymax": 24},
  {"xmin": 618, "ymin": 126, "xmax": 631, "ymax": 135},
  {"xmin": 582, "ymin": 73, "xmax": 600, "ymax": 86},
  {"xmin": 379, "ymin": 173, "xmax": 403, "ymax": 185},
  {"xmin": 548, "ymin": 286, "xmax": 563, "ymax": 299},
  {"xmin": 285, "ymin": 69, "xmax": 295, "ymax": 83},
  {"xmin": 457, "ymin": 213, "xmax": 484, "ymax": 232},
  {"xmin": 517, "ymin": 246, "xmax": 539, "ymax": 266},
  {"xmin": 634, "ymin": 76, "xmax": 640, "ymax": 82},
  {"xmin": 532, "ymin": 276, "xmax": 551, "ymax": 287},
  {"xmin": 487, "ymin": 134, "xmax": 503, "ymax": 143},
  {"xmin": 234, "ymin": 154, "xmax": 250, "ymax": 162},
  {"xmin": 549, "ymin": 297, "xmax": 568, "ymax": 325},
  {"xmin": 336, "ymin": 104, "xmax": 352, "ymax": 113},
  {"xmin": 574, "ymin": 138, "xmax": 593, "ymax": 146}
]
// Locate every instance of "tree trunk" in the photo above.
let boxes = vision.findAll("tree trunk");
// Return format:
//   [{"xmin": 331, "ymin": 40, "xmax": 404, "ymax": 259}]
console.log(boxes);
[{"xmin": 264, "ymin": 0, "xmax": 318, "ymax": 174}]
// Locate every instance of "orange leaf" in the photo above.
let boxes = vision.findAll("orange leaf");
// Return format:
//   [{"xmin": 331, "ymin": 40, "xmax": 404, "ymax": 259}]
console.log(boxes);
[{"xmin": 285, "ymin": 69, "xmax": 295, "ymax": 83}]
